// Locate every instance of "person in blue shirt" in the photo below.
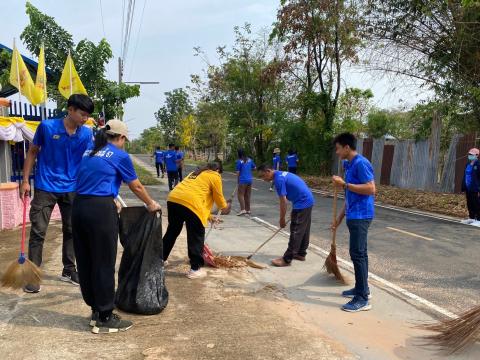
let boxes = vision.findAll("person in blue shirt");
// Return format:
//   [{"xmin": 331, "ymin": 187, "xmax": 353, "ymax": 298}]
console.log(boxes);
[
  {"xmin": 73, "ymin": 119, "xmax": 160, "ymax": 334},
  {"xmin": 165, "ymin": 143, "xmax": 179, "ymax": 190},
  {"xmin": 461, "ymin": 148, "xmax": 480, "ymax": 224},
  {"xmin": 151, "ymin": 146, "xmax": 165, "ymax": 178},
  {"xmin": 236, "ymin": 149, "xmax": 256, "ymax": 216},
  {"xmin": 270, "ymin": 147, "xmax": 281, "ymax": 191},
  {"xmin": 175, "ymin": 145, "xmax": 184, "ymax": 181},
  {"xmin": 20, "ymin": 94, "xmax": 94, "ymax": 293},
  {"xmin": 332, "ymin": 132, "xmax": 376, "ymax": 313},
  {"xmin": 286, "ymin": 149, "xmax": 299, "ymax": 174},
  {"xmin": 257, "ymin": 164, "xmax": 314, "ymax": 266}
]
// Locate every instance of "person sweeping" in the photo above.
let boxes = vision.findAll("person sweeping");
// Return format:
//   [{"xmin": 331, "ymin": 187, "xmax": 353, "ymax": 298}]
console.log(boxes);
[
  {"xmin": 19, "ymin": 94, "xmax": 94, "ymax": 293},
  {"xmin": 162, "ymin": 162, "xmax": 232, "ymax": 279},
  {"xmin": 257, "ymin": 164, "xmax": 314, "ymax": 267},
  {"xmin": 236, "ymin": 149, "xmax": 256, "ymax": 216},
  {"xmin": 461, "ymin": 148, "xmax": 480, "ymax": 225},
  {"xmin": 73, "ymin": 119, "xmax": 160, "ymax": 334},
  {"xmin": 270, "ymin": 148, "xmax": 281, "ymax": 192},
  {"xmin": 331, "ymin": 132, "xmax": 375, "ymax": 313}
]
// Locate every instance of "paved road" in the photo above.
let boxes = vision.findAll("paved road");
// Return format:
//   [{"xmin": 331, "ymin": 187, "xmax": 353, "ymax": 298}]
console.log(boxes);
[{"xmin": 136, "ymin": 155, "xmax": 480, "ymax": 316}]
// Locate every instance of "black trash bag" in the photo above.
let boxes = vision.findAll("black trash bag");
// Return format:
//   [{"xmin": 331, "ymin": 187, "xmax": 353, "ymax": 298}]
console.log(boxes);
[{"xmin": 115, "ymin": 206, "xmax": 168, "ymax": 315}]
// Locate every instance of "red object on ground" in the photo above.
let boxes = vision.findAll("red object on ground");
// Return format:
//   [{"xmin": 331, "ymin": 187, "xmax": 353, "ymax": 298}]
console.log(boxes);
[{"xmin": 202, "ymin": 244, "xmax": 217, "ymax": 268}]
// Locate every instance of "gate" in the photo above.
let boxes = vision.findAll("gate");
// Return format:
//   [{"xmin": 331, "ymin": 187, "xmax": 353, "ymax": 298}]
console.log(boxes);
[{"xmin": 380, "ymin": 144, "xmax": 394, "ymax": 185}]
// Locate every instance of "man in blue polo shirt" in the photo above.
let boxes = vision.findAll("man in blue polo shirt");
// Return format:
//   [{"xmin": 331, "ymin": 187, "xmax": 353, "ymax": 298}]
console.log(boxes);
[
  {"xmin": 332, "ymin": 132, "xmax": 375, "ymax": 313},
  {"xmin": 20, "ymin": 94, "xmax": 94, "ymax": 293},
  {"xmin": 165, "ymin": 143, "xmax": 179, "ymax": 190},
  {"xmin": 152, "ymin": 146, "xmax": 165, "ymax": 178},
  {"xmin": 257, "ymin": 164, "xmax": 315, "ymax": 266},
  {"xmin": 286, "ymin": 149, "xmax": 299, "ymax": 174}
]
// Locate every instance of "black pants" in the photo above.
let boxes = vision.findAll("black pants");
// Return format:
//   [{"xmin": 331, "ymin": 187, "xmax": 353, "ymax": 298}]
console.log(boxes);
[
  {"xmin": 167, "ymin": 171, "xmax": 179, "ymax": 190},
  {"xmin": 155, "ymin": 162, "xmax": 165, "ymax": 177},
  {"xmin": 72, "ymin": 195, "xmax": 118, "ymax": 315},
  {"xmin": 288, "ymin": 167, "xmax": 297, "ymax": 174},
  {"xmin": 347, "ymin": 219, "xmax": 371, "ymax": 301},
  {"xmin": 28, "ymin": 189, "xmax": 76, "ymax": 271},
  {"xmin": 162, "ymin": 202, "xmax": 205, "ymax": 270},
  {"xmin": 466, "ymin": 191, "xmax": 480, "ymax": 220},
  {"xmin": 283, "ymin": 206, "xmax": 312, "ymax": 263},
  {"xmin": 178, "ymin": 167, "xmax": 183, "ymax": 181}
]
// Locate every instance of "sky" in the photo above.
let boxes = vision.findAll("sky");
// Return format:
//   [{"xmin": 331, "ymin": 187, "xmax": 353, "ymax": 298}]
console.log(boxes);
[{"xmin": 1, "ymin": 0, "xmax": 429, "ymax": 139}]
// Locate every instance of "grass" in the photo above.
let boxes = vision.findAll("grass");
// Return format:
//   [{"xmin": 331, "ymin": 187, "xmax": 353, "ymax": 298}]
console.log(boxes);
[{"xmin": 133, "ymin": 162, "xmax": 161, "ymax": 185}]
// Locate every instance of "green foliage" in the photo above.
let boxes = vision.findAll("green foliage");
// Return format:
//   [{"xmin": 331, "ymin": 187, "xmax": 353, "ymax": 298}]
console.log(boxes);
[
  {"xmin": 132, "ymin": 162, "xmax": 160, "ymax": 185},
  {"xmin": 366, "ymin": 110, "xmax": 389, "ymax": 139},
  {"xmin": 128, "ymin": 126, "xmax": 163, "ymax": 154},
  {"xmin": 154, "ymin": 88, "xmax": 192, "ymax": 144},
  {"xmin": 334, "ymin": 88, "xmax": 374, "ymax": 135}
]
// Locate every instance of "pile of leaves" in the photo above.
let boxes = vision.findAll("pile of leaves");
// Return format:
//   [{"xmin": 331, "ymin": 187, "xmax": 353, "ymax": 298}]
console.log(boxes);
[{"xmin": 302, "ymin": 176, "xmax": 468, "ymax": 219}]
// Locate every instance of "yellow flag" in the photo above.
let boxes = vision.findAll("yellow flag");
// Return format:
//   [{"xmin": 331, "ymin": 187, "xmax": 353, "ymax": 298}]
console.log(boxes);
[
  {"xmin": 58, "ymin": 54, "xmax": 87, "ymax": 99},
  {"xmin": 32, "ymin": 45, "xmax": 47, "ymax": 105},
  {"xmin": 9, "ymin": 45, "xmax": 37, "ymax": 104}
]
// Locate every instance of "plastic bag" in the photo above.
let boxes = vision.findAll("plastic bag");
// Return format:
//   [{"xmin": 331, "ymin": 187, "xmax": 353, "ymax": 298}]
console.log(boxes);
[{"xmin": 115, "ymin": 206, "xmax": 168, "ymax": 315}]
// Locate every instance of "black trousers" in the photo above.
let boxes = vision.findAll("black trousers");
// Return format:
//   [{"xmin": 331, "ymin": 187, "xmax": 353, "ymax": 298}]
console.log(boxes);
[
  {"xmin": 167, "ymin": 171, "xmax": 179, "ymax": 190},
  {"xmin": 466, "ymin": 191, "xmax": 480, "ymax": 220},
  {"xmin": 72, "ymin": 195, "xmax": 118, "ymax": 315},
  {"xmin": 162, "ymin": 202, "xmax": 205, "ymax": 270},
  {"xmin": 283, "ymin": 206, "xmax": 312, "ymax": 263},
  {"xmin": 155, "ymin": 162, "xmax": 165, "ymax": 177},
  {"xmin": 178, "ymin": 167, "xmax": 183, "ymax": 181},
  {"xmin": 28, "ymin": 189, "xmax": 76, "ymax": 271},
  {"xmin": 288, "ymin": 167, "xmax": 297, "ymax": 174}
]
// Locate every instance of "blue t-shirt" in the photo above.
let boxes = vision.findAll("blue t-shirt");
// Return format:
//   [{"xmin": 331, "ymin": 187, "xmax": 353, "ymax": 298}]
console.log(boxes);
[
  {"xmin": 165, "ymin": 149, "xmax": 178, "ymax": 172},
  {"xmin": 465, "ymin": 164, "xmax": 473, "ymax": 190},
  {"xmin": 154, "ymin": 150, "xmax": 164, "ymax": 163},
  {"xmin": 273, "ymin": 155, "xmax": 281, "ymax": 170},
  {"xmin": 236, "ymin": 158, "xmax": 256, "ymax": 184},
  {"xmin": 274, "ymin": 171, "xmax": 314, "ymax": 210},
  {"xmin": 76, "ymin": 143, "xmax": 138, "ymax": 197},
  {"xmin": 343, "ymin": 154, "xmax": 375, "ymax": 220},
  {"xmin": 33, "ymin": 118, "xmax": 93, "ymax": 193},
  {"xmin": 286, "ymin": 154, "xmax": 298, "ymax": 168},
  {"xmin": 176, "ymin": 151, "xmax": 184, "ymax": 168}
]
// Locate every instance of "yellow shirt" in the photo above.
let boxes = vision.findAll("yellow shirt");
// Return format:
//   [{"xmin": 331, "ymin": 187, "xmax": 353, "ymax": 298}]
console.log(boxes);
[{"xmin": 167, "ymin": 170, "xmax": 228, "ymax": 226}]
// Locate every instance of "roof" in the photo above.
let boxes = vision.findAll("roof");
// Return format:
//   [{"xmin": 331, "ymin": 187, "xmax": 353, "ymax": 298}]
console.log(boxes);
[{"xmin": 0, "ymin": 43, "xmax": 53, "ymax": 98}]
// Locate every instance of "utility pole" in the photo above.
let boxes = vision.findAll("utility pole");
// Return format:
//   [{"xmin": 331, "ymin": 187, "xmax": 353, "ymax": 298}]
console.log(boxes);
[{"xmin": 118, "ymin": 57, "xmax": 124, "ymax": 120}]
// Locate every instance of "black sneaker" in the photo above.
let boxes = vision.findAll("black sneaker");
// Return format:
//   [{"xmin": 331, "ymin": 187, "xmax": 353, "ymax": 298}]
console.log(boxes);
[
  {"xmin": 92, "ymin": 313, "xmax": 133, "ymax": 334},
  {"xmin": 60, "ymin": 269, "xmax": 80, "ymax": 286},
  {"xmin": 90, "ymin": 311, "xmax": 99, "ymax": 327},
  {"xmin": 23, "ymin": 284, "xmax": 41, "ymax": 293}
]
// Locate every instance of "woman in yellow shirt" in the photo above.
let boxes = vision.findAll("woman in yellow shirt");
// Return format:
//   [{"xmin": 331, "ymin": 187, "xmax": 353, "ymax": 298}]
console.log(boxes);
[{"xmin": 163, "ymin": 162, "xmax": 231, "ymax": 279}]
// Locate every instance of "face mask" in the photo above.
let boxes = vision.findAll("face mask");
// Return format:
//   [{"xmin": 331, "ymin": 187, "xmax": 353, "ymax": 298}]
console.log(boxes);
[{"xmin": 468, "ymin": 155, "xmax": 477, "ymax": 161}]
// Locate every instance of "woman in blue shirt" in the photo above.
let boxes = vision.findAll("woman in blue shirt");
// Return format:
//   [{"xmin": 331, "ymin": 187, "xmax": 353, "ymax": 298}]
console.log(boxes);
[
  {"xmin": 236, "ymin": 149, "xmax": 256, "ymax": 216},
  {"xmin": 73, "ymin": 119, "xmax": 160, "ymax": 334},
  {"xmin": 461, "ymin": 148, "xmax": 480, "ymax": 224}
]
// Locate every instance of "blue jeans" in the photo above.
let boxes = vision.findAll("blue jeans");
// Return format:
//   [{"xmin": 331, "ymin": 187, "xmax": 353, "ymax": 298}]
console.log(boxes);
[{"xmin": 346, "ymin": 219, "xmax": 372, "ymax": 302}]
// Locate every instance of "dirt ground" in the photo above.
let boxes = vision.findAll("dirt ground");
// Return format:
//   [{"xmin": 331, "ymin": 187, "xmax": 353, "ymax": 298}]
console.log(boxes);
[{"xmin": 0, "ymin": 221, "xmax": 353, "ymax": 360}]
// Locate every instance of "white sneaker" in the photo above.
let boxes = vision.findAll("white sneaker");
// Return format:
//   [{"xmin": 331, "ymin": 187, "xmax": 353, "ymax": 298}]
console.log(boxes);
[
  {"xmin": 269, "ymin": 188, "xmax": 274, "ymax": 192},
  {"xmin": 236, "ymin": 210, "xmax": 247, "ymax": 216},
  {"xmin": 186, "ymin": 268, "xmax": 206, "ymax": 279},
  {"xmin": 461, "ymin": 218, "xmax": 475, "ymax": 224}
]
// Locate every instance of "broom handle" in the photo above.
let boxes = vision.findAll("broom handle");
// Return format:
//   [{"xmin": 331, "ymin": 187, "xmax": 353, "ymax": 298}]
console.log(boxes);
[
  {"xmin": 247, "ymin": 218, "xmax": 291, "ymax": 259},
  {"xmin": 206, "ymin": 185, "xmax": 238, "ymax": 239},
  {"xmin": 21, "ymin": 195, "xmax": 28, "ymax": 255},
  {"xmin": 332, "ymin": 185, "xmax": 338, "ymax": 247}
]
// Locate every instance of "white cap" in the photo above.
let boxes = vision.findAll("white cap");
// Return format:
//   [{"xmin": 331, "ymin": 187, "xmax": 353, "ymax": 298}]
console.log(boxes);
[{"xmin": 105, "ymin": 119, "xmax": 129, "ymax": 140}]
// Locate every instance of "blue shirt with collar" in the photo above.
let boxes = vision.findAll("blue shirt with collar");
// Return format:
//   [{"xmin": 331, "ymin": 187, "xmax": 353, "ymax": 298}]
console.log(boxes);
[
  {"xmin": 273, "ymin": 154, "xmax": 281, "ymax": 170},
  {"xmin": 343, "ymin": 154, "xmax": 375, "ymax": 220},
  {"xmin": 176, "ymin": 150, "xmax": 184, "ymax": 168},
  {"xmin": 165, "ymin": 149, "xmax": 178, "ymax": 172},
  {"xmin": 286, "ymin": 154, "xmax": 298, "ymax": 168},
  {"xmin": 274, "ymin": 171, "xmax": 314, "ymax": 210},
  {"xmin": 76, "ymin": 143, "xmax": 138, "ymax": 197},
  {"xmin": 236, "ymin": 158, "xmax": 256, "ymax": 184},
  {"xmin": 33, "ymin": 118, "xmax": 93, "ymax": 193},
  {"xmin": 154, "ymin": 150, "xmax": 164, "ymax": 163}
]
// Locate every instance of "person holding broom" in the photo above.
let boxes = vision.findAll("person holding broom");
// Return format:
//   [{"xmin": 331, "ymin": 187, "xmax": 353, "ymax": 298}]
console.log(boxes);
[
  {"xmin": 257, "ymin": 165, "xmax": 314, "ymax": 267},
  {"xmin": 331, "ymin": 132, "xmax": 375, "ymax": 313},
  {"xmin": 73, "ymin": 119, "xmax": 160, "ymax": 334},
  {"xmin": 19, "ymin": 94, "xmax": 94, "ymax": 293},
  {"xmin": 162, "ymin": 162, "xmax": 232, "ymax": 279}
]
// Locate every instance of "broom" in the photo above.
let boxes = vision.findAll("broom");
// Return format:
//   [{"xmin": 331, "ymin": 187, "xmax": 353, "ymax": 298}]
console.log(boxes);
[
  {"xmin": 1, "ymin": 195, "xmax": 42, "ymax": 289},
  {"xmin": 203, "ymin": 185, "xmax": 238, "ymax": 267},
  {"xmin": 418, "ymin": 304, "xmax": 480, "ymax": 354},
  {"xmin": 324, "ymin": 185, "xmax": 347, "ymax": 284}
]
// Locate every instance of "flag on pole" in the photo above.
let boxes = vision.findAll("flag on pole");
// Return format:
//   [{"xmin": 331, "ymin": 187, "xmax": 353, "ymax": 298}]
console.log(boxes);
[
  {"xmin": 32, "ymin": 45, "xmax": 47, "ymax": 105},
  {"xmin": 58, "ymin": 53, "xmax": 87, "ymax": 99},
  {"xmin": 9, "ymin": 44, "xmax": 37, "ymax": 104}
]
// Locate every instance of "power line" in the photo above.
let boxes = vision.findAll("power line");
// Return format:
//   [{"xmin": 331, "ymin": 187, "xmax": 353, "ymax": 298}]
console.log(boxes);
[
  {"xmin": 121, "ymin": 0, "xmax": 126, "ymax": 58},
  {"xmin": 128, "ymin": 0, "xmax": 148, "ymax": 80},
  {"xmin": 98, "ymin": 0, "xmax": 107, "ymax": 39}
]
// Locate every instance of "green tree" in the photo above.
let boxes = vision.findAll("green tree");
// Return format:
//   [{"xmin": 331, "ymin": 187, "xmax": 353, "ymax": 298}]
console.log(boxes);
[
  {"xmin": 196, "ymin": 101, "xmax": 228, "ymax": 161},
  {"xmin": 334, "ymin": 88, "xmax": 373, "ymax": 135},
  {"xmin": 155, "ymin": 88, "xmax": 192, "ymax": 144},
  {"xmin": 128, "ymin": 126, "xmax": 163, "ymax": 154}
]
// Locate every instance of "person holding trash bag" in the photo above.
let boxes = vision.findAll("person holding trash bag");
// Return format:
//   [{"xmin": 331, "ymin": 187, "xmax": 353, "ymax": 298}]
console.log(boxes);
[
  {"xmin": 73, "ymin": 119, "xmax": 161, "ymax": 334},
  {"xmin": 163, "ymin": 162, "xmax": 232, "ymax": 279}
]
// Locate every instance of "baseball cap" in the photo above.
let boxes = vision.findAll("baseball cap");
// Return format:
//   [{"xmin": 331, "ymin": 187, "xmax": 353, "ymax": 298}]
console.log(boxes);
[
  {"xmin": 105, "ymin": 119, "xmax": 129, "ymax": 141},
  {"xmin": 273, "ymin": 147, "xmax": 281, "ymax": 153}
]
